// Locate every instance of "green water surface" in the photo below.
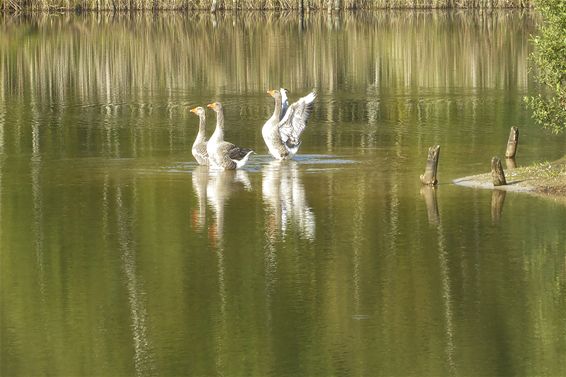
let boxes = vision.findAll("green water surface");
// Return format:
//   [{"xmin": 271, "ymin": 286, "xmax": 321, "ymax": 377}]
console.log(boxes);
[{"xmin": 1, "ymin": 11, "xmax": 565, "ymax": 377}]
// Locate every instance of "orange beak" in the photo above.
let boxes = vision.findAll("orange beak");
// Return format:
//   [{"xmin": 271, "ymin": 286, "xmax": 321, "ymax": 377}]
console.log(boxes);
[
  {"xmin": 207, "ymin": 103, "xmax": 216, "ymax": 109},
  {"xmin": 190, "ymin": 107, "xmax": 198, "ymax": 114},
  {"xmin": 267, "ymin": 90, "xmax": 276, "ymax": 97}
]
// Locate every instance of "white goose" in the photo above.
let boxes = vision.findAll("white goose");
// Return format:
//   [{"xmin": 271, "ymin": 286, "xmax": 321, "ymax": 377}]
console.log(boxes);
[
  {"xmin": 189, "ymin": 106, "xmax": 209, "ymax": 166},
  {"xmin": 206, "ymin": 102, "xmax": 254, "ymax": 170},
  {"xmin": 262, "ymin": 88, "xmax": 316, "ymax": 160}
]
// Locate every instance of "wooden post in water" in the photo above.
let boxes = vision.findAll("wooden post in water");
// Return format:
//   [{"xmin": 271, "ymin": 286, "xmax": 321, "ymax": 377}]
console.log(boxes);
[
  {"xmin": 505, "ymin": 126, "xmax": 519, "ymax": 159},
  {"xmin": 420, "ymin": 145, "xmax": 440, "ymax": 186},
  {"xmin": 210, "ymin": 0, "xmax": 217, "ymax": 12},
  {"xmin": 491, "ymin": 157, "xmax": 507, "ymax": 186}
]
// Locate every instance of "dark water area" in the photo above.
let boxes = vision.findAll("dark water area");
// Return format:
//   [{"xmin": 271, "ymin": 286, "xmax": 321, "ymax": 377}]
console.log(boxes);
[{"xmin": 1, "ymin": 11, "xmax": 565, "ymax": 377}]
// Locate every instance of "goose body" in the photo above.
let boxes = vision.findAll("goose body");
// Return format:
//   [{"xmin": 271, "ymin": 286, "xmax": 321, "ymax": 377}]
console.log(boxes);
[
  {"xmin": 262, "ymin": 88, "xmax": 316, "ymax": 160},
  {"xmin": 206, "ymin": 102, "xmax": 254, "ymax": 170},
  {"xmin": 190, "ymin": 106, "xmax": 209, "ymax": 166}
]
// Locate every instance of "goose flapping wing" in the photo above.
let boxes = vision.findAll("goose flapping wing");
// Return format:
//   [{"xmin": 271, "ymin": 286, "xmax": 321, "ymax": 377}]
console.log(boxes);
[{"xmin": 278, "ymin": 91, "xmax": 316, "ymax": 148}]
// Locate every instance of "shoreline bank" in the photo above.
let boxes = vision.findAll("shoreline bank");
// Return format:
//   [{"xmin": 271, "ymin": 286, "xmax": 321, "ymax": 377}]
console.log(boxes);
[{"xmin": 453, "ymin": 158, "xmax": 566, "ymax": 204}]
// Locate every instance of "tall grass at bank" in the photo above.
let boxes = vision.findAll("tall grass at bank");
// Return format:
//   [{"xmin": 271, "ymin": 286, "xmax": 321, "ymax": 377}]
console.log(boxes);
[{"xmin": 0, "ymin": 0, "xmax": 533, "ymax": 12}]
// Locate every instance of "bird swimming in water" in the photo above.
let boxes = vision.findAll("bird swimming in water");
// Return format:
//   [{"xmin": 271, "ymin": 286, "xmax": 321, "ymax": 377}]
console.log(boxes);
[
  {"xmin": 206, "ymin": 102, "xmax": 254, "ymax": 170},
  {"xmin": 262, "ymin": 88, "xmax": 316, "ymax": 160},
  {"xmin": 189, "ymin": 106, "xmax": 209, "ymax": 166}
]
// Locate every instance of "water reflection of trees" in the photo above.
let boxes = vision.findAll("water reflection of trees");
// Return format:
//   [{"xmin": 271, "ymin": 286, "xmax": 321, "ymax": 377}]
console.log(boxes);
[
  {"xmin": 1, "ymin": 12, "xmax": 533, "ymax": 112},
  {"xmin": 115, "ymin": 182, "xmax": 156, "ymax": 377},
  {"xmin": 1, "ymin": 12, "xmax": 533, "ymax": 94},
  {"xmin": 1, "ymin": 0, "xmax": 533, "ymax": 11}
]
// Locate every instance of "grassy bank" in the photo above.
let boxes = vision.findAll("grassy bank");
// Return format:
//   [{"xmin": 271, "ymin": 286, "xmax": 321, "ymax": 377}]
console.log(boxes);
[
  {"xmin": 454, "ymin": 157, "xmax": 566, "ymax": 202},
  {"xmin": 1, "ymin": 0, "xmax": 533, "ymax": 12}
]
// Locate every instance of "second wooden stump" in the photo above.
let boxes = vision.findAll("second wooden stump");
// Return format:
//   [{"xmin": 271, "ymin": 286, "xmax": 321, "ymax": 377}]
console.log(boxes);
[
  {"xmin": 420, "ymin": 145, "xmax": 440, "ymax": 186},
  {"xmin": 505, "ymin": 126, "xmax": 519, "ymax": 159}
]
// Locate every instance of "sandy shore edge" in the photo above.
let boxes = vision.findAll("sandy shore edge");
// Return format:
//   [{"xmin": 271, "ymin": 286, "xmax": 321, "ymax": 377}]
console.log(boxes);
[{"xmin": 452, "ymin": 162, "xmax": 566, "ymax": 204}]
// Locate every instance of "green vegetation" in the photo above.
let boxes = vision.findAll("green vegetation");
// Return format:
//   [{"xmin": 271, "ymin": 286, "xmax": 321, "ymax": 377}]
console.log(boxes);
[
  {"xmin": 507, "ymin": 158, "xmax": 566, "ymax": 195},
  {"xmin": 1, "ymin": 0, "xmax": 533, "ymax": 12},
  {"xmin": 525, "ymin": 0, "xmax": 566, "ymax": 134}
]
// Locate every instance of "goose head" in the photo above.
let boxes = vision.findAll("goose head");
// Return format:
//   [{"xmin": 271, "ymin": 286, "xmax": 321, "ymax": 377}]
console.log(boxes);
[
  {"xmin": 207, "ymin": 102, "xmax": 223, "ymax": 112},
  {"xmin": 190, "ymin": 106, "xmax": 206, "ymax": 117},
  {"xmin": 267, "ymin": 89, "xmax": 281, "ymax": 100}
]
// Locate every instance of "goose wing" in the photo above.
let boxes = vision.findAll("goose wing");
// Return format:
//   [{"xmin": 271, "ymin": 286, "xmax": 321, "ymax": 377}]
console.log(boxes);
[
  {"xmin": 192, "ymin": 141, "xmax": 209, "ymax": 165},
  {"xmin": 193, "ymin": 141, "xmax": 208, "ymax": 158},
  {"xmin": 278, "ymin": 91, "xmax": 316, "ymax": 148},
  {"xmin": 216, "ymin": 142, "xmax": 253, "ymax": 161},
  {"xmin": 215, "ymin": 142, "xmax": 254, "ymax": 170},
  {"xmin": 227, "ymin": 144, "xmax": 253, "ymax": 161}
]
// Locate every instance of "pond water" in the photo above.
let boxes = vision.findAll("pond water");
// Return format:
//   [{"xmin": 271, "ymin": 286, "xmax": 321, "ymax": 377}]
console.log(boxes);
[{"xmin": 1, "ymin": 10, "xmax": 565, "ymax": 377}]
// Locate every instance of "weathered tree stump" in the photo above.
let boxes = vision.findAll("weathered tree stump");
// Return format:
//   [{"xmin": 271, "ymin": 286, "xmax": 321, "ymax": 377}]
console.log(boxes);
[
  {"xmin": 491, "ymin": 189, "xmax": 506, "ymax": 223},
  {"xmin": 505, "ymin": 126, "xmax": 519, "ymax": 159},
  {"xmin": 420, "ymin": 186, "xmax": 440, "ymax": 225},
  {"xmin": 491, "ymin": 157, "xmax": 507, "ymax": 186},
  {"xmin": 420, "ymin": 145, "xmax": 440, "ymax": 185}
]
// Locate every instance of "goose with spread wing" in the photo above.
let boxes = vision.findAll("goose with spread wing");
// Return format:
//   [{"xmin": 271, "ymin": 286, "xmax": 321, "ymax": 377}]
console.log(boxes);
[
  {"xmin": 189, "ymin": 106, "xmax": 209, "ymax": 166},
  {"xmin": 262, "ymin": 88, "xmax": 316, "ymax": 160},
  {"xmin": 206, "ymin": 102, "xmax": 254, "ymax": 170}
]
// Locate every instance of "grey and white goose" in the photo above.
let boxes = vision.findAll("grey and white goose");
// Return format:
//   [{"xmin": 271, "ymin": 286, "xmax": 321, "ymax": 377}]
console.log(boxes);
[
  {"xmin": 262, "ymin": 88, "xmax": 316, "ymax": 160},
  {"xmin": 206, "ymin": 102, "xmax": 254, "ymax": 170},
  {"xmin": 189, "ymin": 106, "xmax": 209, "ymax": 166}
]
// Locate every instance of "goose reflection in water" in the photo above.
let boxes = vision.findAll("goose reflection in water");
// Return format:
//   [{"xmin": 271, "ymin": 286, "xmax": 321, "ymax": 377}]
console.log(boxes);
[
  {"xmin": 191, "ymin": 165, "xmax": 209, "ymax": 231},
  {"xmin": 205, "ymin": 169, "xmax": 251, "ymax": 245},
  {"xmin": 262, "ymin": 160, "xmax": 315, "ymax": 241}
]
